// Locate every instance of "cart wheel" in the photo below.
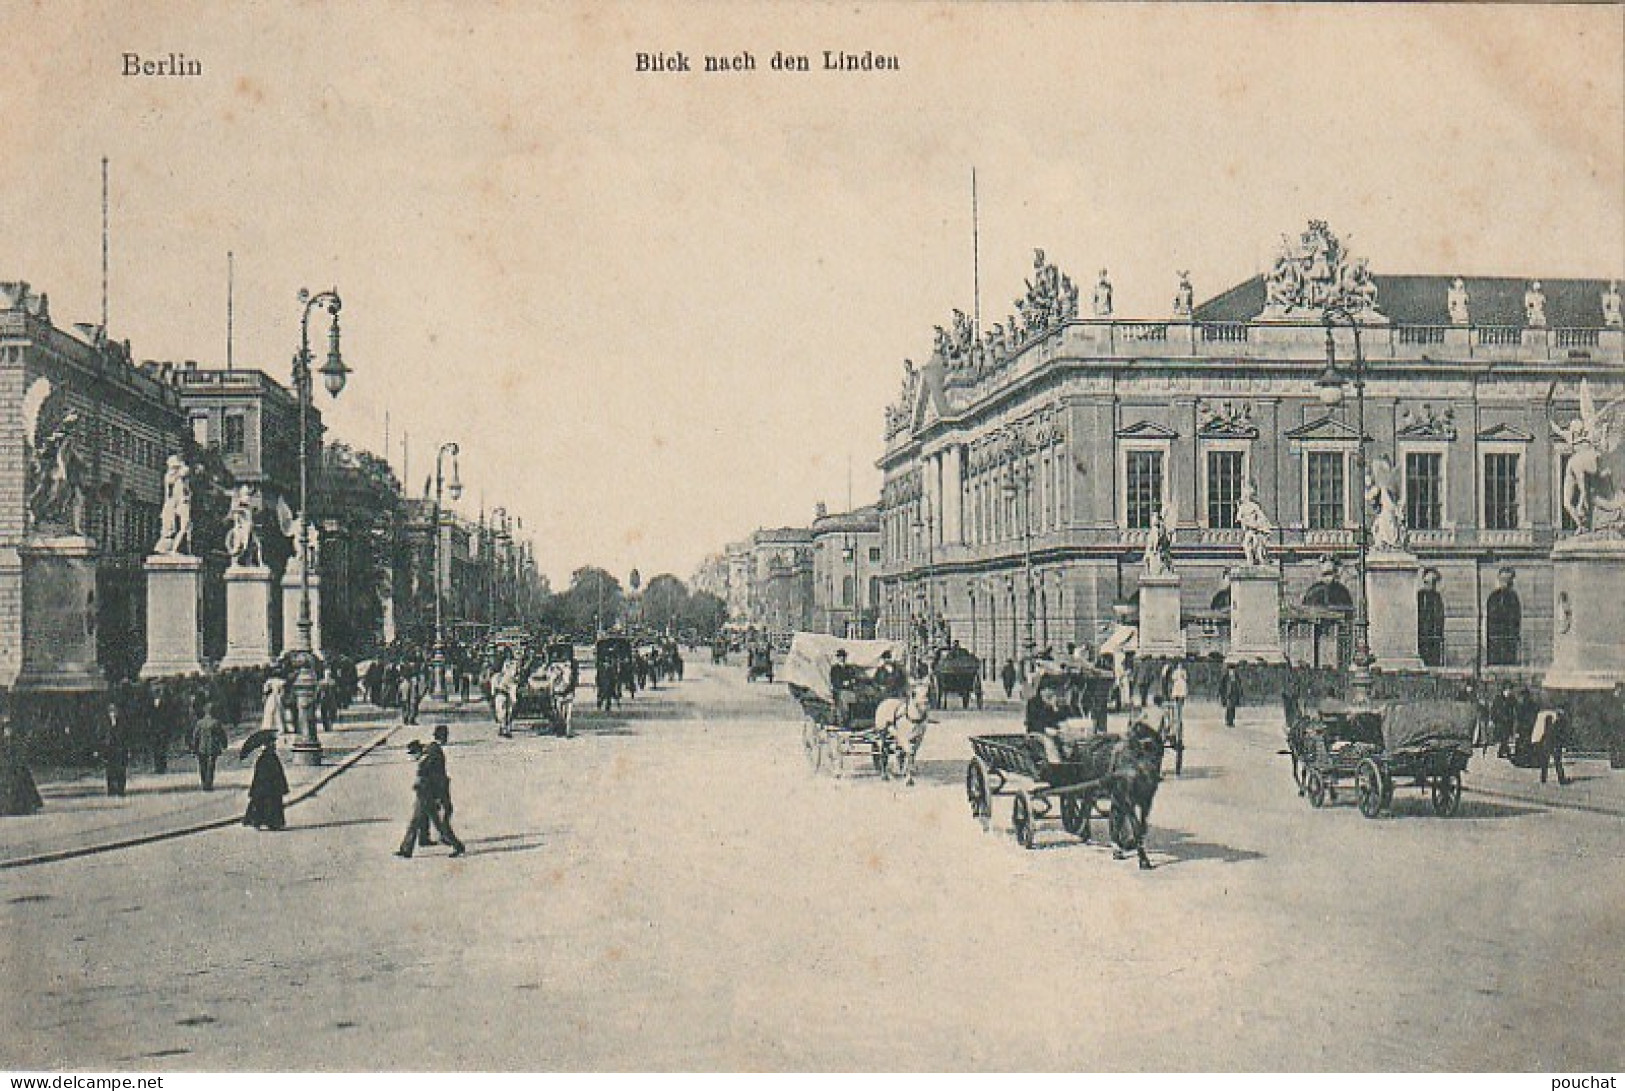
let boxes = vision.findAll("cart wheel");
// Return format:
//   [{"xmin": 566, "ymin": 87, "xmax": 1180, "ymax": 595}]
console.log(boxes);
[
  {"xmin": 1012, "ymin": 791, "xmax": 1036, "ymax": 849},
  {"xmin": 1431, "ymin": 772, "xmax": 1462, "ymax": 817},
  {"xmin": 1060, "ymin": 795, "xmax": 1086, "ymax": 837},
  {"xmin": 966, "ymin": 759, "xmax": 992, "ymax": 829},
  {"xmin": 1305, "ymin": 769, "xmax": 1327, "ymax": 808},
  {"xmin": 1357, "ymin": 758, "xmax": 1385, "ymax": 819}
]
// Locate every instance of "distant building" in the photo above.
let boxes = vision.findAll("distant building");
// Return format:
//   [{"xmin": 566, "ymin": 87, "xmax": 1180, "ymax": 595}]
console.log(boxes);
[
  {"xmin": 810, "ymin": 503, "xmax": 880, "ymax": 637},
  {"xmin": 748, "ymin": 525, "xmax": 813, "ymax": 634},
  {"xmin": 876, "ymin": 224, "xmax": 1625, "ymax": 672}
]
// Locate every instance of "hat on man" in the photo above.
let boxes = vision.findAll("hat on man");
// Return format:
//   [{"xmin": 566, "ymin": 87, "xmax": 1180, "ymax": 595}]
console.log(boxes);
[
  {"xmin": 880, "ymin": 650, "xmax": 893, "ymax": 661},
  {"xmin": 834, "ymin": 650, "xmax": 848, "ymax": 660},
  {"xmin": 432, "ymin": 724, "xmax": 449, "ymax": 742}
]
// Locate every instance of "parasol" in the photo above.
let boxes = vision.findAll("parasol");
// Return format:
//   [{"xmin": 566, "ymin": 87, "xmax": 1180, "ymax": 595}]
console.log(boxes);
[{"xmin": 238, "ymin": 728, "xmax": 278, "ymax": 760}]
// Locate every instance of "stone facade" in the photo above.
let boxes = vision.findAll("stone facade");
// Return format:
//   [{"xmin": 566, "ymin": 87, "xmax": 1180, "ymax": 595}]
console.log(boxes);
[
  {"xmin": 875, "ymin": 227, "xmax": 1625, "ymax": 675},
  {"xmin": 809, "ymin": 504, "xmax": 880, "ymax": 637},
  {"xmin": 1, "ymin": 283, "xmax": 186, "ymax": 685}
]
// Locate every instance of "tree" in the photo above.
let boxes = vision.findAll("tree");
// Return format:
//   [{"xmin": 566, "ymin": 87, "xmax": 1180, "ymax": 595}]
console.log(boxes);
[
  {"xmin": 680, "ymin": 590, "xmax": 728, "ymax": 641},
  {"xmin": 641, "ymin": 573, "xmax": 688, "ymax": 634},
  {"xmin": 561, "ymin": 566, "xmax": 625, "ymax": 637}
]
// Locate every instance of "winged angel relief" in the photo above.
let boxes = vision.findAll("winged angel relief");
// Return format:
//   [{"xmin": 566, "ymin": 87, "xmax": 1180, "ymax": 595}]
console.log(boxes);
[{"xmin": 1550, "ymin": 379, "xmax": 1625, "ymax": 535}]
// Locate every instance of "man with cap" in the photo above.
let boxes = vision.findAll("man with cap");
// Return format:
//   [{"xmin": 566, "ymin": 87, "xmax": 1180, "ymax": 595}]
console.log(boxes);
[
  {"xmin": 829, "ymin": 649, "xmax": 860, "ymax": 727},
  {"xmin": 417, "ymin": 724, "xmax": 455, "ymax": 847},
  {"xmin": 873, "ymin": 649, "xmax": 906, "ymax": 700},
  {"xmin": 396, "ymin": 736, "xmax": 465, "ymax": 858}
]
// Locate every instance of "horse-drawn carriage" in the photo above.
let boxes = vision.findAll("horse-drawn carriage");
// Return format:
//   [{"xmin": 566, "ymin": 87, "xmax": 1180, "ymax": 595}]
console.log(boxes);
[
  {"xmin": 929, "ymin": 645, "xmax": 983, "ymax": 709},
  {"xmin": 965, "ymin": 726, "xmax": 1163, "ymax": 866},
  {"xmin": 593, "ymin": 635, "xmax": 635, "ymax": 710},
  {"xmin": 783, "ymin": 633, "xmax": 925, "ymax": 779},
  {"xmin": 1285, "ymin": 696, "xmax": 1473, "ymax": 817}
]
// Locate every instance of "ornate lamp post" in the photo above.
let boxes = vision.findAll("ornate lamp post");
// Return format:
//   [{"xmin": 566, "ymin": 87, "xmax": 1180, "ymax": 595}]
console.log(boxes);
[
  {"xmin": 289, "ymin": 288, "xmax": 349, "ymax": 766},
  {"xmin": 1316, "ymin": 303, "xmax": 1374, "ymax": 705},
  {"xmin": 430, "ymin": 442, "xmax": 462, "ymax": 699},
  {"xmin": 840, "ymin": 538, "xmax": 855, "ymax": 637}
]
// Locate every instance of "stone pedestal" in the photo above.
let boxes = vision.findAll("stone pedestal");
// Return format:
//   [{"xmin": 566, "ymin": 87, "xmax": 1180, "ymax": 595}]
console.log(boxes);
[
  {"xmin": 1226, "ymin": 566, "xmax": 1285, "ymax": 664},
  {"xmin": 15, "ymin": 536, "xmax": 105, "ymax": 692},
  {"xmin": 1136, "ymin": 572, "xmax": 1186, "ymax": 658},
  {"xmin": 141, "ymin": 553, "xmax": 205, "ymax": 678},
  {"xmin": 222, "ymin": 564, "xmax": 275, "ymax": 669},
  {"xmin": 1364, "ymin": 550, "xmax": 1424, "ymax": 671},
  {"xmin": 281, "ymin": 572, "xmax": 323, "ymax": 657},
  {"xmin": 1546, "ymin": 536, "xmax": 1625, "ymax": 690}
]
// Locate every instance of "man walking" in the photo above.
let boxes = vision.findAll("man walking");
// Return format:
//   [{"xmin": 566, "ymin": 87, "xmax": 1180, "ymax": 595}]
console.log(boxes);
[
  {"xmin": 396, "ymin": 738, "xmax": 464, "ymax": 858},
  {"xmin": 101, "ymin": 689, "xmax": 131, "ymax": 797},
  {"xmin": 417, "ymin": 724, "xmax": 456, "ymax": 847},
  {"xmin": 1218, "ymin": 664, "xmax": 1244, "ymax": 728},
  {"xmin": 189, "ymin": 701, "xmax": 229, "ymax": 791}
]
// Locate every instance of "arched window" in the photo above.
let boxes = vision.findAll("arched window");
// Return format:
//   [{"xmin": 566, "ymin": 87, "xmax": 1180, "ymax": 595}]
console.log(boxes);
[
  {"xmin": 1485, "ymin": 569, "xmax": 1521, "ymax": 666},
  {"xmin": 1417, "ymin": 569, "xmax": 1446, "ymax": 667}
]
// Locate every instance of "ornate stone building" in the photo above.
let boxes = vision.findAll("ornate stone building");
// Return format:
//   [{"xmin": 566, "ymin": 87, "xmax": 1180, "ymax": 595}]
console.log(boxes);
[
  {"xmin": 1, "ymin": 283, "xmax": 186, "ymax": 684},
  {"xmin": 876, "ymin": 223, "xmax": 1625, "ymax": 676},
  {"xmin": 810, "ymin": 503, "xmax": 880, "ymax": 637}
]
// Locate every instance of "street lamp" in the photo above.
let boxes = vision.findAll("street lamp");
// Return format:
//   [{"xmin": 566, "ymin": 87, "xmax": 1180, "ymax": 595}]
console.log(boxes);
[
  {"xmin": 431, "ymin": 441, "xmax": 462, "ymax": 699},
  {"xmin": 289, "ymin": 287, "xmax": 347, "ymax": 767},
  {"xmin": 1001, "ymin": 429, "xmax": 1037, "ymax": 659},
  {"xmin": 1316, "ymin": 303, "xmax": 1374, "ymax": 706},
  {"xmin": 841, "ymin": 535, "xmax": 860, "ymax": 638}
]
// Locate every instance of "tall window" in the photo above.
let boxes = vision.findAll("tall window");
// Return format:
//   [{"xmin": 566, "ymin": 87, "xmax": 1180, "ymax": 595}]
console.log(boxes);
[
  {"xmin": 1483, "ymin": 452, "xmax": 1521, "ymax": 530},
  {"xmin": 1125, "ymin": 450, "xmax": 1164, "ymax": 530},
  {"xmin": 1306, "ymin": 451, "xmax": 1346, "ymax": 530},
  {"xmin": 190, "ymin": 413, "xmax": 209, "ymax": 446},
  {"xmin": 1206, "ymin": 450, "xmax": 1244, "ymax": 528},
  {"xmin": 1404, "ymin": 452, "xmax": 1443, "ymax": 530},
  {"xmin": 841, "ymin": 574, "xmax": 854, "ymax": 607},
  {"xmin": 224, "ymin": 412, "xmax": 246, "ymax": 456}
]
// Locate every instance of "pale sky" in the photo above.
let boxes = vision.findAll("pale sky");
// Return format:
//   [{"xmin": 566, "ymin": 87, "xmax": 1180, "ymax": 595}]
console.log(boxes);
[{"xmin": 3, "ymin": 2, "xmax": 1621, "ymax": 586}]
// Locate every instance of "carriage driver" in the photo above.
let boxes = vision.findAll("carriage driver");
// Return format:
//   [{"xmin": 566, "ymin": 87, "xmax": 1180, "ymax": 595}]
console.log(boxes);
[
  {"xmin": 872, "ymin": 649, "xmax": 907, "ymax": 700},
  {"xmin": 1024, "ymin": 680, "xmax": 1079, "ymax": 761},
  {"xmin": 830, "ymin": 649, "xmax": 860, "ymax": 727}
]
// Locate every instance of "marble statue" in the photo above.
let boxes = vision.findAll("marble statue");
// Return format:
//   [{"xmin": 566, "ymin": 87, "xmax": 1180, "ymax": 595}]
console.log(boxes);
[
  {"xmin": 1173, "ymin": 271, "xmax": 1194, "ymax": 317},
  {"xmin": 1237, "ymin": 483, "xmax": 1274, "ymax": 567},
  {"xmin": 1448, "ymin": 277, "xmax": 1470, "ymax": 325},
  {"xmin": 155, "ymin": 455, "xmax": 194, "ymax": 554},
  {"xmin": 1524, "ymin": 280, "xmax": 1547, "ymax": 328},
  {"xmin": 1092, "ymin": 269, "xmax": 1113, "ymax": 318},
  {"xmin": 1365, "ymin": 455, "xmax": 1407, "ymax": 552},
  {"xmin": 225, "ymin": 485, "xmax": 263, "ymax": 567},
  {"xmin": 26, "ymin": 409, "xmax": 87, "ymax": 536},
  {"xmin": 1142, "ymin": 506, "xmax": 1175, "ymax": 576},
  {"xmin": 1550, "ymin": 377, "xmax": 1625, "ymax": 534},
  {"xmin": 1603, "ymin": 280, "xmax": 1623, "ymax": 328}
]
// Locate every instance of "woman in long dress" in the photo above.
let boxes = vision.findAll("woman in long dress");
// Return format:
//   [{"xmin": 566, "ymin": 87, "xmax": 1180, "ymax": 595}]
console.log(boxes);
[
  {"xmin": 262, "ymin": 674, "xmax": 290, "ymax": 735},
  {"xmin": 243, "ymin": 740, "xmax": 288, "ymax": 830}
]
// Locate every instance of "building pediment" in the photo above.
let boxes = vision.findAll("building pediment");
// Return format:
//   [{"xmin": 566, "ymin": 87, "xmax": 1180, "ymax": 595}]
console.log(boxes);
[
  {"xmin": 1116, "ymin": 419, "xmax": 1179, "ymax": 440},
  {"xmin": 1477, "ymin": 422, "xmax": 1534, "ymax": 443},
  {"xmin": 1196, "ymin": 399, "xmax": 1259, "ymax": 439},
  {"xmin": 1284, "ymin": 415, "xmax": 1364, "ymax": 443}
]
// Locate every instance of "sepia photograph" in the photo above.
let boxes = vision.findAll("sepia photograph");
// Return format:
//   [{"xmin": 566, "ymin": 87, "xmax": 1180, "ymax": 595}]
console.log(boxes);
[{"xmin": 0, "ymin": 0, "xmax": 1622, "ymax": 1076}]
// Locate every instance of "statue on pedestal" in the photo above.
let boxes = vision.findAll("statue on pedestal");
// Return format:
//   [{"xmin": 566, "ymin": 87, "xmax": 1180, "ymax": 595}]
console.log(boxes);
[
  {"xmin": 225, "ymin": 485, "xmax": 264, "ymax": 567},
  {"xmin": 1142, "ymin": 506, "xmax": 1175, "ymax": 576},
  {"xmin": 155, "ymin": 455, "xmax": 194, "ymax": 554},
  {"xmin": 1524, "ymin": 280, "xmax": 1547, "ymax": 328},
  {"xmin": 1365, "ymin": 455, "xmax": 1408, "ymax": 552},
  {"xmin": 1237, "ymin": 483, "xmax": 1274, "ymax": 567},
  {"xmin": 1448, "ymin": 277, "xmax": 1470, "ymax": 325},
  {"xmin": 1549, "ymin": 378, "xmax": 1625, "ymax": 535},
  {"xmin": 1092, "ymin": 269, "xmax": 1113, "ymax": 318},
  {"xmin": 1173, "ymin": 271, "xmax": 1194, "ymax": 318}
]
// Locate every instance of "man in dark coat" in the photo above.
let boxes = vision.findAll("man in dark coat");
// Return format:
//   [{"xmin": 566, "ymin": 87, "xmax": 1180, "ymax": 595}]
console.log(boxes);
[
  {"xmin": 829, "ymin": 649, "xmax": 860, "ymax": 727},
  {"xmin": 1218, "ymin": 664, "xmax": 1244, "ymax": 728},
  {"xmin": 243, "ymin": 739, "xmax": 288, "ymax": 830},
  {"xmin": 396, "ymin": 738, "xmax": 464, "ymax": 858},
  {"xmin": 101, "ymin": 689, "xmax": 131, "ymax": 797},
  {"xmin": 1000, "ymin": 659, "xmax": 1018, "ymax": 699},
  {"xmin": 189, "ymin": 702, "xmax": 229, "ymax": 791},
  {"xmin": 873, "ymin": 650, "xmax": 906, "ymax": 700},
  {"xmin": 418, "ymin": 724, "xmax": 455, "ymax": 847},
  {"xmin": 0, "ymin": 718, "xmax": 43, "ymax": 816}
]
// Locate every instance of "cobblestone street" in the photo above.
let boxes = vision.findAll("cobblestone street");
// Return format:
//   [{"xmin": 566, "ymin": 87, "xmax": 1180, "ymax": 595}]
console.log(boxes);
[{"xmin": 3, "ymin": 661, "xmax": 1621, "ymax": 1071}]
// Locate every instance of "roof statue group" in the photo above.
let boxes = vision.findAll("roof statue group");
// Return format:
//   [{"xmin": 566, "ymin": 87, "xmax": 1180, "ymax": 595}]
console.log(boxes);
[{"xmin": 1262, "ymin": 219, "xmax": 1380, "ymax": 318}]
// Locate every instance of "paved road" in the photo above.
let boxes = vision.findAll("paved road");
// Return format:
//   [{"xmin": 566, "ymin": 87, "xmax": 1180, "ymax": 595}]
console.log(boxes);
[{"xmin": 3, "ymin": 661, "xmax": 1621, "ymax": 1070}]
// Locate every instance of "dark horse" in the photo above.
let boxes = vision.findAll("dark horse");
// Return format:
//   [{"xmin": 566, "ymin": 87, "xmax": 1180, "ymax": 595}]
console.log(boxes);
[{"xmin": 1107, "ymin": 723, "xmax": 1165, "ymax": 869}]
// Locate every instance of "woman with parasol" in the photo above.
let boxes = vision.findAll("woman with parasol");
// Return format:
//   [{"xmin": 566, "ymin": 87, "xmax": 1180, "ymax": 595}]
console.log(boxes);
[{"xmin": 240, "ymin": 729, "xmax": 288, "ymax": 830}]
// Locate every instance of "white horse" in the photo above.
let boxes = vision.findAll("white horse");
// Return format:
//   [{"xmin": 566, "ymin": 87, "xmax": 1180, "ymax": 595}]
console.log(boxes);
[{"xmin": 874, "ymin": 680, "xmax": 932, "ymax": 785}]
